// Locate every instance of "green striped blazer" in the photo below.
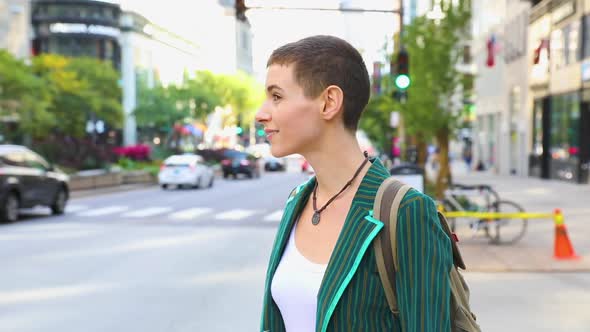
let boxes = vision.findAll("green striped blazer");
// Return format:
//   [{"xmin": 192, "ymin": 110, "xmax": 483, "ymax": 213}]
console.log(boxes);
[{"xmin": 260, "ymin": 158, "xmax": 453, "ymax": 332}]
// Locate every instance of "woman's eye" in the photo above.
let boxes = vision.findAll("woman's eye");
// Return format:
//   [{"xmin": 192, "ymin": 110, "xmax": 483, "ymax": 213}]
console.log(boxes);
[{"xmin": 272, "ymin": 94, "xmax": 281, "ymax": 102}]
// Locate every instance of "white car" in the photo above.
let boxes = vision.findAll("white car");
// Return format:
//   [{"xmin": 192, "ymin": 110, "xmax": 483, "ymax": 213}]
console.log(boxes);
[{"xmin": 158, "ymin": 154, "xmax": 215, "ymax": 189}]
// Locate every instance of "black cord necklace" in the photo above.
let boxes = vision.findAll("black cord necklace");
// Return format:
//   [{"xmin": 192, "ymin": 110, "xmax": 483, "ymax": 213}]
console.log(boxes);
[{"xmin": 311, "ymin": 151, "xmax": 369, "ymax": 226}]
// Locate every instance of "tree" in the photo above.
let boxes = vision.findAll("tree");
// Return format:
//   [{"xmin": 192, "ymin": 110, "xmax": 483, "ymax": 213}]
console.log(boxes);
[
  {"xmin": 360, "ymin": 94, "xmax": 396, "ymax": 154},
  {"xmin": 134, "ymin": 70, "xmax": 264, "ymax": 141},
  {"xmin": 0, "ymin": 50, "xmax": 52, "ymax": 139},
  {"xmin": 31, "ymin": 54, "xmax": 123, "ymax": 138},
  {"xmin": 400, "ymin": 0, "xmax": 472, "ymax": 198},
  {"xmin": 67, "ymin": 57, "xmax": 123, "ymax": 129}
]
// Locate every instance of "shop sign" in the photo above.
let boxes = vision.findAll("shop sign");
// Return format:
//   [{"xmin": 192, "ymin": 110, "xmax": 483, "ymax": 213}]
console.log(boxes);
[{"xmin": 49, "ymin": 23, "xmax": 120, "ymax": 38}]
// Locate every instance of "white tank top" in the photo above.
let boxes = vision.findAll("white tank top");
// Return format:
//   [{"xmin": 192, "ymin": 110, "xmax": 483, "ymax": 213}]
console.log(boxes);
[{"xmin": 271, "ymin": 223, "xmax": 328, "ymax": 332}]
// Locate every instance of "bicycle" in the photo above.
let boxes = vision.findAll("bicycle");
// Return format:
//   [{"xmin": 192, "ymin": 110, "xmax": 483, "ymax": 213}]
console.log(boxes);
[{"xmin": 439, "ymin": 183, "xmax": 527, "ymax": 245}]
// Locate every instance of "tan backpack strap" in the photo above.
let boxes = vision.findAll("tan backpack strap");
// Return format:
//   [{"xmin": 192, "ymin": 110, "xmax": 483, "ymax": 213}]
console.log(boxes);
[
  {"xmin": 437, "ymin": 212, "xmax": 467, "ymax": 270},
  {"xmin": 373, "ymin": 178, "xmax": 411, "ymax": 315}
]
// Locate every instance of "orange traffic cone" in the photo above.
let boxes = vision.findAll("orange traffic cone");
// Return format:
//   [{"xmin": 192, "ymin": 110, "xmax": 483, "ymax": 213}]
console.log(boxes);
[{"xmin": 553, "ymin": 209, "xmax": 579, "ymax": 260}]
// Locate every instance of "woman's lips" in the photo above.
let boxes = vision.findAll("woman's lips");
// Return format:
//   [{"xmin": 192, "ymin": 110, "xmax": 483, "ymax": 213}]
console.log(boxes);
[{"xmin": 265, "ymin": 129, "xmax": 279, "ymax": 139}]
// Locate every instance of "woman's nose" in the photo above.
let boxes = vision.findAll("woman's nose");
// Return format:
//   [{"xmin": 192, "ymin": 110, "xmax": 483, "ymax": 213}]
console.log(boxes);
[{"xmin": 255, "ymin": 102, "xmax": 271, "ymax": 123}]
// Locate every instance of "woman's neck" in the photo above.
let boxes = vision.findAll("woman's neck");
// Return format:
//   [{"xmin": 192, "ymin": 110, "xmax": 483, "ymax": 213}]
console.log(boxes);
[{"xmin": 303, "ymin": 132, "xmax": 370, "ymax": 199}]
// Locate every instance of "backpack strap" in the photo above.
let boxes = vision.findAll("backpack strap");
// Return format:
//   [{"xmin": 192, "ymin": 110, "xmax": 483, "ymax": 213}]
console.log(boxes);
[
  {"xmin": 373, "ymin": 178, "xmax": 411, "ymax": 315},
  {"xmin": 436, "ymin": 212, "xmax": 467, "ymax": 270}
]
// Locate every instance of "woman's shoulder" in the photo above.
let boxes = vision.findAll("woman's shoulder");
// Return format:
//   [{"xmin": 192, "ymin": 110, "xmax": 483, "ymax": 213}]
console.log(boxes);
[{"xmin": 398, "ymin": 187, "xmax": 437, "ymax": 214}]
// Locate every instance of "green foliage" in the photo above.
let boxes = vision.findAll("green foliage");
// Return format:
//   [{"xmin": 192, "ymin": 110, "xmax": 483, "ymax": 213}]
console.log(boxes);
[
  {"xmin": 67, "ymin": 57, "xmax": 123, "ymax": 128},
  {"xmin": 400, "ymin": 0, "xmax": 472, "ymax": 138},
  {"xmin": 360, "ymin": 94, "xmax": 396, "ymax": 152},
  {"xmin": 0, "ymin": 50, "xmax": 53, "ymax": 138},
  {"xmin": 134, "ymin": 70, "xmax": 264, "ymax": 132},
  {"xmin": 361, "ymin": 0, "xmax": 472, "ymax": 156},
  {"xmin": 30, "ymin": 54, "xmax": 123, "ymax": 138},
  {"xmin": 117, "ymin": 157, "xmax": 161, "ymax": 178}
]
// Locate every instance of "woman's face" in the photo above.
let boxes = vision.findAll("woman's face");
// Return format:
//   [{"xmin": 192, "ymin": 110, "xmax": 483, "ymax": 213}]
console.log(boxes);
[{"xmin": 256, "ymin": 64, "xmax": 323, "ymax": 158}]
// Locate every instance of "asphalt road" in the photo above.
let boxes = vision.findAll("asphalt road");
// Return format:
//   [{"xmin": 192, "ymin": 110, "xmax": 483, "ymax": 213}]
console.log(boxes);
[{"xmin": 1, "ymin": 170, "xmax": 588, "ymax": 332}]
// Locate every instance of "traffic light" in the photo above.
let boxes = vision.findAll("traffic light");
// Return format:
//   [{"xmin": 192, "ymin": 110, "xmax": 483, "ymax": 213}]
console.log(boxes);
[
  {"xmin": 394, "ymin": 49, "xmax": 410, "ymax": 90},
  {"xmin": 236, "ymin": 126, "xmax": 244, "ymax": 135}
]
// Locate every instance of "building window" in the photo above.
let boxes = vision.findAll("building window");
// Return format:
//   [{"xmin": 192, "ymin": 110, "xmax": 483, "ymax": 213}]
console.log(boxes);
[
  {"xmin": 550, "ymin": 93, "xmax": 580, "ymax": 160},
  {"xmin": 551, "ymin": 20, "xmax": 580, "ymax": 68}
]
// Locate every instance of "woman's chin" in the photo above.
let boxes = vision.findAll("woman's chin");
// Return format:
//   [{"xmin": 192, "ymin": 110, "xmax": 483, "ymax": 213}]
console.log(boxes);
[{"xmin": 270, "ymin": 144, "xmax": 292, "ymax": 158}]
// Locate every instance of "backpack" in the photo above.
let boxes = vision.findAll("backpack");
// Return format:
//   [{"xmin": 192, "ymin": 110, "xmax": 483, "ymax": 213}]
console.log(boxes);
[{"xmin": 372, "ymin": 177, "xmax": 481, "ymax": 332}]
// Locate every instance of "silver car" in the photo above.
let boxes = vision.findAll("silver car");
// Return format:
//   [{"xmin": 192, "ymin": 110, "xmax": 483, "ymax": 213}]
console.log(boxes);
[{"xmin": 158, "ymin": 154, "xmax": 215, "ymax": 189}]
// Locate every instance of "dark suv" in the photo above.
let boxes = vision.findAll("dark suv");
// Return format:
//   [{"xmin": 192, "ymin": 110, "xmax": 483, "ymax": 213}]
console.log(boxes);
[
  {"xmin": 221, "ymin": 151, "xmax": 261, "ymax": 179},
  {"xmin": 0, "ymin": 145, "xmax": 70, "ymax": 223}
]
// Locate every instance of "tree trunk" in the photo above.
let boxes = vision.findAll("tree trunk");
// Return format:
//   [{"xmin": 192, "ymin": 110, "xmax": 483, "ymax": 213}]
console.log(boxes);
[
  {"xmin": 435, "ymin": 128, "xmax": 451, "ymax": 200},
  {"xmin": 416, "ymin": 132, "xmax": 428, "ymax": 169}
]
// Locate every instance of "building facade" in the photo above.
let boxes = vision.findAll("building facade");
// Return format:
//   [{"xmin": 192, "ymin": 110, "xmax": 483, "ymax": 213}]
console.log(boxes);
[
  {"xmin": 31, "ymin": 0, "xmax": 122, "ymax": 67},
  {"xmin": 119, "ymin": 11, "xmax": 201, "ymax": 145},
  {"xmin": 0, "ymin": 0, "xmax": 30, "ymax": 59},
  {"xmin": 528, "ymin": 0, "xmax": 590, "ymax": 183},
  {"xmin": 30, "ymin": 0, "xmax": 204, "ymax": 146},
  {"xmin": 472, "ymin": 0, "xmax": 531, "ymax": 176}
]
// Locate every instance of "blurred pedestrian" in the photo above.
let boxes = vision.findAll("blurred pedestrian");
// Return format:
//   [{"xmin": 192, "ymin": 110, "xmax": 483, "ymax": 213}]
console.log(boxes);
[{"xmin": 256, "ymin": 35, "xmax": 453, "ymax": 331}]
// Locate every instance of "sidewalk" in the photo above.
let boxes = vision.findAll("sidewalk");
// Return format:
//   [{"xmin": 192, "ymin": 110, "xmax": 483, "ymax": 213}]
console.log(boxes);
[{"xmin": 447, "ymin": 162, "xmax": 590, "ymax": 272}]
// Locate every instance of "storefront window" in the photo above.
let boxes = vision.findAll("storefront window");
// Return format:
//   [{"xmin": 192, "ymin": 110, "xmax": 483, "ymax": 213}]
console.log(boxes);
[
  {"xmin": 532, "ymin": 100, "xmax": 543, "ymax": 156},
  {"xmin": 48, "ymin": 37, "xmax": 100, "ymax": 58},
  {"xmin": 550, "ymin": 93, "xmax": 580, "ymax": 160}
]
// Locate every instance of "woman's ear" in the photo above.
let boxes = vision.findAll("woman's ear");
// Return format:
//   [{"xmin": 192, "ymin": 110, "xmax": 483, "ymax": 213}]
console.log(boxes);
[{"xmin": 320, "ymin": 85, "xmax": 344, "ymax": 121}]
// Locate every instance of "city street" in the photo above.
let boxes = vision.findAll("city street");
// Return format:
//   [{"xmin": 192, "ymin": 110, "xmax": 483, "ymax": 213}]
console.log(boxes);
[{"xmin": 1, "ymin": 170, "xmax": 589, "ymax": 331}]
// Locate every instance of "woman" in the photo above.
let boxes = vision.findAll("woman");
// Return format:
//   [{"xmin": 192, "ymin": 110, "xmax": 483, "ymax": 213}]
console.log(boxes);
[{"xmin": 256, "ymin": 35, "xmax": 453, "ymax": 332}]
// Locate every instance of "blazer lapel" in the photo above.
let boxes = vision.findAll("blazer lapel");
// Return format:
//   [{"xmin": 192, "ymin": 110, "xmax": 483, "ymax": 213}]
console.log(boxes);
[
  {"xmin": 268, "ymin": 177, "xmax": 316, "ymax": 277},
  {"xmin": 261, "ymin": 176, "xmax": 315, "ymax": 331},
  {"xmin": 316, "ymin": 159, "xmax": 391, "ymax": 332}
]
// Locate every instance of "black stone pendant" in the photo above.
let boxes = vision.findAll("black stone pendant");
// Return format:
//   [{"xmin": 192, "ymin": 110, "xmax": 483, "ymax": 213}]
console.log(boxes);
[{"xmin": 312, "ymin": 212, "xmax": 321, "ymax": 225}]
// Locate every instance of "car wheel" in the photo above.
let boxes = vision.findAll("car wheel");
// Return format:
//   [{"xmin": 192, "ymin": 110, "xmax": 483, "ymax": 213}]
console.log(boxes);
[
  {"xmin": 1, "ymin": 192, "xmax": 19, "ymax": 223},
  {"xmin": 50, "ymin": 187, "xmax": 67, "ymax": 215},
  {"xmin": 161, "ymin": 184, "xmax": 169, "ymax": 190}
]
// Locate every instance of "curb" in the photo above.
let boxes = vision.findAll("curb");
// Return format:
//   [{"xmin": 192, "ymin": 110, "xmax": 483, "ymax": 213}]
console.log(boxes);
[{"xmin": 70, "ymin": 183, "xmax": 156, "ymax": 199}]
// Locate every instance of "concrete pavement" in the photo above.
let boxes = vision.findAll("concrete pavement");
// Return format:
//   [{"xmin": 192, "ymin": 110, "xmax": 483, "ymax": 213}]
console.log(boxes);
[
  {"xmin": 2, "ymin": 170, "xmax": 589, "ymax": 332},
  {"xmin": 447, "ymin": 162, "xmax": 590, "ymax": 272}
]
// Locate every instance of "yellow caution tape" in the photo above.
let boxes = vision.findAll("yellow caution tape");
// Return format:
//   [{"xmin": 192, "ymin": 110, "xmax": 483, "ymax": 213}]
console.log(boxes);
[{"xmin": 442, "ymin": 211, "xmax": 554, "ymax": 220}]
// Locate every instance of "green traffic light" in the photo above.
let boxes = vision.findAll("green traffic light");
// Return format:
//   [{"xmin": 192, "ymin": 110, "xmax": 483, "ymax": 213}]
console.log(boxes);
[
  {"xmin": 257, "ymin": 129, "xmax": 265, "ymax": 137},
  {"xmin": 395, "ymin": 74, "xmax": 410, "ymax": 90},
  {"xmin": 236, "ymin": 127, "xmax": 243, "ymax": 135}
]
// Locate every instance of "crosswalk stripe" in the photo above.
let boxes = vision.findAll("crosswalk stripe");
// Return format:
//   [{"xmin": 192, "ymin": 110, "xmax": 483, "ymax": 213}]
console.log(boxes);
[
  {"xmin": 264, "ymin": 210, "xmax": 284, "ymax": 222},
  {"xmin": 122, "ymin": 207, "xmax": 173, "ymax": 218},
  {"xmin": 169, "ymin": 208, "xmax": 213, "ymax": 220},
  {"xmin": 65, "ymin": 204, "xmax": 88, "ymax": 213},
  {"xmin": 77, "ymin": 206, "xmax": 129, "ymax": 217},
  {"xmin": 215, "ymin": 209, "xmax": 258, "ymax": 221}
]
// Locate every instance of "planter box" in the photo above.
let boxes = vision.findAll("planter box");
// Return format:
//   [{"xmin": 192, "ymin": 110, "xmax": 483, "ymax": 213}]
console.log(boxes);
[
  {"xmin": 70, "ymin": 170, "xmax": 122, "ymax": 191},
  {"xmin": 70, "ymin": 169, "xmax": 154, "ymax": 191},
  {"xmin": 122, "ymin": 170, "xmax": 156, "ymax": 184}
]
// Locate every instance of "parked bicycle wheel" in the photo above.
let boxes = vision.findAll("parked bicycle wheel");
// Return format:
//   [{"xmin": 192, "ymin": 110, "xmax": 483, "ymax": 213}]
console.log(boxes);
[{"xmin": 485, "ymin": 200, "xmax": 527, "ymax": 244}]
